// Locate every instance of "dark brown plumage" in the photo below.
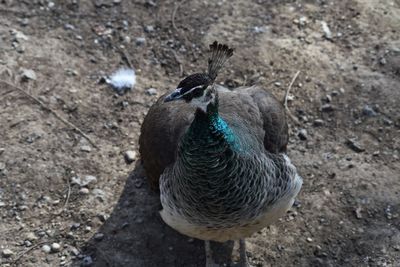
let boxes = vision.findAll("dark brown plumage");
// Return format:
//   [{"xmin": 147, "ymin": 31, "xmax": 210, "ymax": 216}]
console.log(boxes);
[{"xmin": 139, "ymin": 85, "xmax": 288, "ymax": 190}]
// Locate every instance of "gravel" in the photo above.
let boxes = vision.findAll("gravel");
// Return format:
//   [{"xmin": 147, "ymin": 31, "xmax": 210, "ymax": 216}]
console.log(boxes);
[
  {"xmin": 42, "ymin": 244, "xmax": 51, "ymax": 253},
  {"xmin": 20, "ymin": 69, "xmax": 37, "ymax": 81},
  {"xmin": 2, "ymin": 249, "xmax": 14, "ymax": 258},
  {"xmin": 124, "ymin": 150, "xmax": 137, "ymax": 164},
  {"xmin": 51, "ymin": 242, "xmax": 61, "ymax": 252}
]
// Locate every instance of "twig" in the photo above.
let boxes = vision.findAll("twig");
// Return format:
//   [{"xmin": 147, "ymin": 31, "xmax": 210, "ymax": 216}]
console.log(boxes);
[
  {"xmin": 283, "ymin": 71, "xmax": 301, "ymax": 125},
  {"xmin": 171, "ymin": 1, "xmax": 185, "ymax": 32},
  {"xmin": 0, "ymin": 80, "xmax": 99, "ymax": 149},
  {"xmin": 13, "ymin": 241, "xmax": 50, "ymax": 263},
  {"xmin": 284, "ymin": 70, "xmax": 300, "ymax": 108}
]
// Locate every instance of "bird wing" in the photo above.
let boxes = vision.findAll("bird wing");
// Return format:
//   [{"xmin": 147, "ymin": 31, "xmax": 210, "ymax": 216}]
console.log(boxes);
[{"xmin": 139, "ymin": 86, "xmax": 288, "ymax": 190}]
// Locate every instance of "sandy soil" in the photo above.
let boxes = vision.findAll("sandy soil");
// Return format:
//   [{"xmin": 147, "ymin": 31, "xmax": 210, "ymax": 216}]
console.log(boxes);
[{"xmin": 0, "ymin": 0, "xmax": 399, "ymax": 266}]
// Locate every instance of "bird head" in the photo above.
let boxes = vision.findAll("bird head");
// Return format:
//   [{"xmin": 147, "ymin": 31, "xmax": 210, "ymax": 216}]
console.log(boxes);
[{"xmin": 164, "ymin": 41, "xmax": 233, "ymax": 113}]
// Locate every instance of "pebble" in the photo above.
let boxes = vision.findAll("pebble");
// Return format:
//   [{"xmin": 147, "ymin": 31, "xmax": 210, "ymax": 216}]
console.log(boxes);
[
  {"xmin": 21, "ymin": 69, "xmax": 37, "ymax": 81},
  {"xmin": 124, "ymin": 150, "xmax": 137, "ymax": 164},
  {"xmin": 64, "ymin": 23, "xmax": 75, "ymax": 30},
  {"xmin": 70, "ymin": 222, "xmax": 81, "ymax": 230},
  {"xmin": 146, "ymin": 88, "xmax": 157, "ymax": 96},
  {"xmin": 354, "ymin": 207, "xmax": 362, "ymax": 219},
  {"xmin": 321, "ymin": 104, "xmax": 334, "ymax": 112},
  {"xmin": 379, "ymin": 57, "xmax": 387, "ymax": 65},
  {"xmin": 144, "ymin": 25, "xmax": 154, "ymax": 33},
  {"xmin": 94, "ymin": 232, "xmax": 104, "ymax": 241},
  {"xmin": 135, "ymin": 37, "xmax": 146, "ymax": 46},
  {"xmin": 0, "ymin": 162, "xmax": 5, "ymax": 170},
  {"xmin": 362, "ymin": 105, "xmax": 377, "ymax": 117},
  {"xmin": 80, "ymin": 146, "xmax": 92, "ymax": 152},
  {"xmin": 20, "ymin": 18, "xmax": 29, "ymax": 26},
  {"xmin": 321, "ymin": 21, "xmax": 332, "ymax": 39},
  {"xmin": 345, "ymin": 139, "xmax": 365, "ymax": 153},
  {"xmin": 306, "ymin": 237, "xmax": 313, "ymax": 243},
  {"xmin": 79, "ymin": 187, "xmax": 90, "ymax": 194},
  {"xmin": 325, "ymin": 94, "xmax": 332, "ymax": 103},
  {"xmin": 313, "ymin": 119, "xmax": 324, "ymax": 127},
  {"xmin": 82, "ymin": 256, "xmax": 93, "ymax": 266},
  {"xmin": 42, "ymin": 244, "xmax": 51, "ymax": 253},
  {"xmin": 26, "ymin": 232, "xmax": 37, "ymax": 241},
  {"xmin": 331, "ymin": 90, "xmax": 339, "ymax": 96},
  {"xmin": 297, "ymin": 129, "xmax": 308, "ymax": 140},
  {"xmin": 51, "ymin": 243, "xmax": 61, "ymax": 252},
  {"xmin": 2, "ymin": 249, "xmax": 14, "ymax": 258}
]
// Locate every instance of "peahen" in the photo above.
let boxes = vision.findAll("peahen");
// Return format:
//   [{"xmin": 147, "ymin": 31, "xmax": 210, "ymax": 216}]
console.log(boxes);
[{"xmin": 139, "ymin": 41, "xmax": 302, "ymax": 267}]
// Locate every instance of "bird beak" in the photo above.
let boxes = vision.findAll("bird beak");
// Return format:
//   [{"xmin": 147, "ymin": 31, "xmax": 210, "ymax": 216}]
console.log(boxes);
[{"xmin": 164, "ymin": 88, "xmax": 182, "ymax": 102}]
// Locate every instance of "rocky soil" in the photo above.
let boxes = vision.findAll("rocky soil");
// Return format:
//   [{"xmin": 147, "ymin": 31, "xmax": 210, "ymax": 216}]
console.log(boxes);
[{"xmin": 0, "ymin": 0, "xmax": 399, "ymax": 266}]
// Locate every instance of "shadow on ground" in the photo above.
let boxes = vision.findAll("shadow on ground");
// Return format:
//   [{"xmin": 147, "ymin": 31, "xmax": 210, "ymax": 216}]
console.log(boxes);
[{"xmin": 72, "ymin": 162, "xmax": 234, "ymax": 267}]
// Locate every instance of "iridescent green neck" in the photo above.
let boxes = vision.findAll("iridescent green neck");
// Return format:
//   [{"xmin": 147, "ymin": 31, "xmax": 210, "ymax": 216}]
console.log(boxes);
[{"xmin": 187, "ymin": 103, "xmax": 239, "ymax": 150}]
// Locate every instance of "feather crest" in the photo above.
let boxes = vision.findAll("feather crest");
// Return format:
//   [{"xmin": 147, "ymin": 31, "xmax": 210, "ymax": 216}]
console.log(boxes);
[{"xmin": 207, "ymin": 41, "xmax": 234, "ymax": 80}]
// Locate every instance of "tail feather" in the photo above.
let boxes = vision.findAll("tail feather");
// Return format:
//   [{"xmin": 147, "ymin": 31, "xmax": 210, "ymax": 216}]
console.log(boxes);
[{"xmin": 207, "ymin": 41, "xmax": 234, "ymax": 81}]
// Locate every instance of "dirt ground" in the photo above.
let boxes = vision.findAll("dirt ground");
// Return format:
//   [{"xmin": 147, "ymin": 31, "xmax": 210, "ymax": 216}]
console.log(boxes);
[{"xmin": 0, "ymin": 0, "xmax": 399, "ymax": 266}]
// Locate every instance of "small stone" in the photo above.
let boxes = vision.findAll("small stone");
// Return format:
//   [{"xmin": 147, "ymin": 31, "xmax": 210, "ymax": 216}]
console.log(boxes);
[
  {"xmin": 345, "ymin": 139, "xmax": 365, "ymax": 153},
  {"xmin": 94, "ymin": 232, "xmax": 104, "ymax": 241},
  {"xmin": 0, "ymin": 162, "xmax": 5, "ymax": 170},
  {"xmin": 354, "ymin": 207, "xmax": 362, "ymax": 219},
  {"xmin": 82, "ymin": 256, "xmax": 93, "ymax": 266},
  {"xmin": 274, "ymin": 82, "xmax": 281, "ymax": 87},
  {"xmin": 146, "ymin": 88, "xmax": 157, "ymax": 96},
  {"xmin": 362, "ymin": 105, "xmax": 377, "ymax": 117},
  {"xmin": 379, "ymin": 57, "xmax": 387, "ymax": 65},
  {"xmin": 306, "ymin": 237, "xmax": 313, "ymax": 243},
  {"xmin": 64, "ymin": 23, "xmax": 75, "ymax": 30},
  {"xmin": 26, "ymin": 232, "xmax": 37, "ymax": 241},
  {"xmin": 321, "ymin": 21, "xmax": 332, "ymax": 40},
  {"xmin": 79, "ymin": 188, "xmax": 90, "ymax": 194},
  {"xmin": 331, "ymin": 90, "xmax": 339, "ymax": 96},
  {"xmin": 70, "ymin": 222, "xmax": 81, "ymax": 230},
  {"xmin": 20, "ymin": 18, "xmax": 29, "ymax": 26},
  {"xmin": 51, "ymin": 243, "xmax": 61, "ymax": 252},
  {"xmin": 21, "ymin": 69, "xmax": 37, "ymax": 81},
  {"xmin": 124, "ymin": 150, "xmax": 137, "ymax": 164},
  {"xmin": 325, "ymin": 94, "xmax": 332, "ymax": 103},
  {"xmin": 144, "ymin": 25, "xmax": 154, "ymax": 33},
  {"xmin": 80, "ymin": 145, "xmax": 92, "ymax": 152},
  {"xmin": 383, "ymin": 118, "xmax": 393, "ymax": 125},
  {"xmin": 42, "ymin": 244, "xmax": 51, "ymax": 253},
  {"xmin": 313, "ymin": 119, "xmax": 324, "ymax": 127},
  {"xmin": 339, "ymin": 88, "xmax": 345, "ymax": 94},
  {"xmin": 135, "ymin": 37, "xmax": 146, "ymax": 46},
  {"xmin": 297, "ymin": 129, "xmax": 308, "ymax": 140},
  {"xmin": 321, "ymin": 104, "xmax": 334, "ymax": 112},
  {"xmin": 2, "ymin": 249, "xmax": 14, "ymax": 258}
]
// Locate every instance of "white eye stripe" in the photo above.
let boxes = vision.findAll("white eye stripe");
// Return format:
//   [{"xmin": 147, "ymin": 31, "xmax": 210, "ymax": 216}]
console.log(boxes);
[{"xmin": 182, "ymin": 84, "xmax": 205, "ymax": 95}]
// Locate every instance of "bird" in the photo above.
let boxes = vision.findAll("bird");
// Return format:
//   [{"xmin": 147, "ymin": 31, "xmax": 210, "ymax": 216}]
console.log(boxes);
[{"xmin": 139, "ymin": 41, "xmax": 302, "ymax": 267}]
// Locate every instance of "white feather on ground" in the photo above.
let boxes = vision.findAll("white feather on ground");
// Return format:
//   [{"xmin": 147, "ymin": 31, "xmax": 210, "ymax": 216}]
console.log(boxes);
[{"xmin": 106, "ymin": 68, "xmax": 136, "ymax": 94}]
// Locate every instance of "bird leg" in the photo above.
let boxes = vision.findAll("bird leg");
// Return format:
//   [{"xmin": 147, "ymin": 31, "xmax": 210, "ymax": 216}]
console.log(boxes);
[
  {"xmin": 205, "ymin": 240, "xmax": 219, "ymax": 267},
  {"xmin": 239, "ymin": 239, "xmax": 250, "ymax": 267}
]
